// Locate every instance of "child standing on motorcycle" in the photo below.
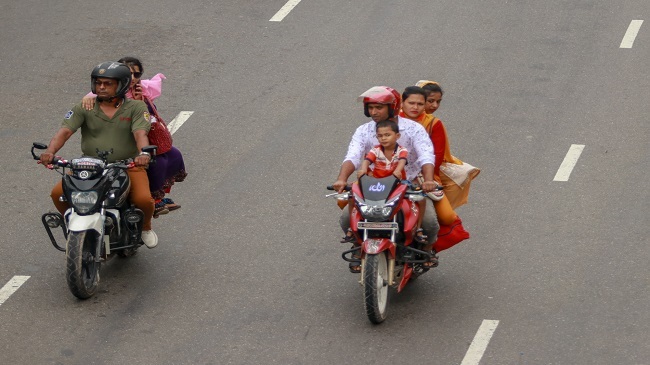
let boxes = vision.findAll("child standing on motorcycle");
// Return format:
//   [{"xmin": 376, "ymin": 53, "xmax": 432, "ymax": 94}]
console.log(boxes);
[{"xmin": 357, "ymin": 120, "xmax": 408, "ymax": 180}]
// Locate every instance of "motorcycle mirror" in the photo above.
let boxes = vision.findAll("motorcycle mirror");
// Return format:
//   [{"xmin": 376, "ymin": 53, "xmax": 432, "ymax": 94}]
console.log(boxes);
[
  {"xmin": 31, "ymin": 142, "xmax": 48, "ymax": 160},
  {"xmin": 141, "ymin": 145, "xmax": 157, "ymax": 155}
]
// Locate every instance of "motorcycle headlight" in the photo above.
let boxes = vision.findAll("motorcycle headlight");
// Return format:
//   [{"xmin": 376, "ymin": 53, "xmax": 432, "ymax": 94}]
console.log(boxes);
[
  {"xmin": 70, "ymin": 191, "xmax": 98, "ymax": 214},
  {"xmin": 356, "ymin": 194, "xmax": 401, "ymax": 221},
  {"xmin": 360, "ymin": 202, "xmax": 396, "ymax": 221}
]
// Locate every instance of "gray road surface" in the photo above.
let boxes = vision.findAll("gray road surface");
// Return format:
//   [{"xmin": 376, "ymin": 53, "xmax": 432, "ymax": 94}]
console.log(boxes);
[{"xmin": 0, "ymin": 0, "xmax": 648, "ymax": 364}]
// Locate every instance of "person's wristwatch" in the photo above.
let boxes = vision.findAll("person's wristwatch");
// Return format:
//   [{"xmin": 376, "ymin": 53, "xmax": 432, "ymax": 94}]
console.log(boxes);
[{"xmin": 138, "ymin": 151, "xmax": 151, "ymax": 158}]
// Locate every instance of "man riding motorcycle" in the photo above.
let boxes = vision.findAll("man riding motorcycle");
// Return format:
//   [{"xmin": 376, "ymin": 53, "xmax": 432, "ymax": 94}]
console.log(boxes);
[
  {"xmin": 332, "ymin": 86, "xmax": 440, "ymax": 269},
  {"xmin": 40, "ymin": 61, "xmax": 158, "ymax": 248}
]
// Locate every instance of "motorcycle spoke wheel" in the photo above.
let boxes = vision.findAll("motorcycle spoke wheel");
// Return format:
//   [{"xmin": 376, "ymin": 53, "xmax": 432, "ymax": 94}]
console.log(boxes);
[{"xmin": 363, "ymin": 252, "xmax": 389, "ymax": 324}]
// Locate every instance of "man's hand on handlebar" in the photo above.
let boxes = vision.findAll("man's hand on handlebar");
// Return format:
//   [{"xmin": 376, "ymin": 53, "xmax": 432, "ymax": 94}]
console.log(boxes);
[
  {"xmin": 39, "ymin": 152, "xmax": 55, "ymax": 167},
  {"xmin": 134, "ymin": 153, "xmax": 151, "ymax": 168},
  {"xmin": 332, "ymin": 179, "xmax": 349, "ymax": 193},
  {"xmin": 420, "ymin": 180, "xmax": 437, "ymax": 193}
]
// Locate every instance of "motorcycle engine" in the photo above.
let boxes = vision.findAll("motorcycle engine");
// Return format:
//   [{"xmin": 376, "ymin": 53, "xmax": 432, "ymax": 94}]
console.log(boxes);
[{"xmin": 104, "ymin": 214, "xmax": 119, "ymax": 242}]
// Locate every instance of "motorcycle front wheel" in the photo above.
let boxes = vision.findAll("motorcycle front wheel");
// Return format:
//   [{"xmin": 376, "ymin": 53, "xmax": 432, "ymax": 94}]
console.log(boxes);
[
  {"xmin": 363, "ymin": 252, "xmax": 389, "ymax": 324},
  {"xmin": 66, "ymin": 231, "xmax": 101, "ymax": 299}
]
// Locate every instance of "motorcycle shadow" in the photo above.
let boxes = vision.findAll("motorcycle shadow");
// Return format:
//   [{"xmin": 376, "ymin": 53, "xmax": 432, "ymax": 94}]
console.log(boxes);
[
  {"xmin": 389, "ymin": 279, "xmax": 437, "ymax": 305},
  {"xmin": 92, "ymin": 253, "xmax": 149, "ymax": 290}
]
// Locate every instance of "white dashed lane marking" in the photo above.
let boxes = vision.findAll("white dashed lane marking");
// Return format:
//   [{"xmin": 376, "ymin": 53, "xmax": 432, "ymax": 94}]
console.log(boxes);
[
  {"xmin": 167, "ymin": 111, "xmax": 194, "ymax": 135},
  {"xmin": 460, "ymin": 320, "xmax": 500, "ymax": 365},
  {"xmin": 270, "ymin": 0, "xmax": 303, "ymax": 22},
  {"xmin": 0, "ymin": 276, "xmax": 30, "ymax": 307},
  {"xmin": 553, "ymin": 144, "xmax": 585, "ymax": 182},
  {"xmin": 620, "ymin": 20, "xmax": 643, "ymax": 48}
]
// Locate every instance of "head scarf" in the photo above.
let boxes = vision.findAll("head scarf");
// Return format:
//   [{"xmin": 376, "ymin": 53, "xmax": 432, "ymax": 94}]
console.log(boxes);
[{"xmin": 415, "ymin": 80, "xmax": 440, "ymax": 89}]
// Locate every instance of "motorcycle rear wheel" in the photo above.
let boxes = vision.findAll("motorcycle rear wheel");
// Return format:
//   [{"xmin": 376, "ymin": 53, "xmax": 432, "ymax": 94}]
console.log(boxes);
[
  {"xmin": 363, "ymin": 252, "xmax": 389, "ymax": 324},
  {"xmin": 66, "ymin": 231, "xmax": 101, "ymax": 299}
]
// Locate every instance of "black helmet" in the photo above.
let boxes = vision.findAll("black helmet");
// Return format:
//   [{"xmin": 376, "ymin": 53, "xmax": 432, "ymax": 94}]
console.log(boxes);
[{"xmin": 90, "ymin": 61, "xmax": 132, "ymax": 99}]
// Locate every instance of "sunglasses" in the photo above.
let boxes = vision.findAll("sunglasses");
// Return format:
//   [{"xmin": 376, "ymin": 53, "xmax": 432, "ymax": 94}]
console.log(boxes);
[{"xmin": 132, "ymin": 72, "xmax": 143, "ymax": 78}]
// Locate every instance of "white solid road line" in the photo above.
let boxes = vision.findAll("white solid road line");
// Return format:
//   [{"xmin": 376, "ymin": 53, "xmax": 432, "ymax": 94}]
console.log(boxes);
[
  {"xmin": 270, "ymin": 0, "xmax": 303, "ymax": 22},
  {"xmin": 460, "ymin": 320, "xmax": 500, "ymax": 365},
  {"xmin": 620, "ymin": 20, "xmax": 643, "ymax": 48},
  {"xmin": 167, "ymin": 111, "xmax": 194, "ymax": 135},
  {"xmin": 553, "ymin": 144, "xmax": 585, "ymax": 182},
  {"xmin": 0, "ymin": 276, "xmax": 30, "ymax": 307}
]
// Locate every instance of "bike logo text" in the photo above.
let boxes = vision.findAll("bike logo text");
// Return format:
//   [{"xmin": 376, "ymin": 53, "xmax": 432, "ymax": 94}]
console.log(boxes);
[{"xmin": 368, "ymin": 183, "xmax": 385, "ymax": 192}]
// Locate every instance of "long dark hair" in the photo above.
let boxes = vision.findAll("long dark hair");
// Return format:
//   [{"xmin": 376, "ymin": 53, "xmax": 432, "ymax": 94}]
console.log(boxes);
[
  {"xmin": 422, "ymin": 83, "xmax": 443, "ymax": 96},
  {"xmin": 118, "ymin": 56, "xmax": 143, "ymax": 73},
  {"xmin": 402, "ymin": 86, "xmax": 427, "ymax": 102}
]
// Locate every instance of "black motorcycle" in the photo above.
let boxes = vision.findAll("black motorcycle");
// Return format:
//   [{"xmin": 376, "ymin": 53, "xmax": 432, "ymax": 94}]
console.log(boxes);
[{"xmin": 32, "ymin": 142, "xmax": 157, "ymax": 299}]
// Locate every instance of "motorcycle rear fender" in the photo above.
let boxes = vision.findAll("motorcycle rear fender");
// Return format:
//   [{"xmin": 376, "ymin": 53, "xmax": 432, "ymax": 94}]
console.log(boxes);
[
  {"xmin": 362, "ymin": 238, "xmax": 395, "ymax": 258},
  {"xmin": 66, "ymin": 211, "xmax": 104, "ymax": 235}
]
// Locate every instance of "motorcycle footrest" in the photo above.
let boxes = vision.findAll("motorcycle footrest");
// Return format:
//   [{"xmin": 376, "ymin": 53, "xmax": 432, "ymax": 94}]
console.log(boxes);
[
  {"xmin": 41, "ymin": 212, "xmax": 66, "ymax": 252},
  {"xmin": 341, "ymin": 246, "xmax": 361, "ymax": 263}
]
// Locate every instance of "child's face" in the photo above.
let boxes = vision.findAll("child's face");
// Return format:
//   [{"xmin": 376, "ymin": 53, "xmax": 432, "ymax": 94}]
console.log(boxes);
[{"xmin": 376, "ymin": 127, "xmax": 400, "ymax": 149}]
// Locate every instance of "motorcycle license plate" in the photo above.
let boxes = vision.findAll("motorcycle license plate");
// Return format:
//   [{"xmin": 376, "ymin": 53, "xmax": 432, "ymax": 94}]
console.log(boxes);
[{"xmin": 357, "ymin": 222, "xmax": 398, "ymax": 230}]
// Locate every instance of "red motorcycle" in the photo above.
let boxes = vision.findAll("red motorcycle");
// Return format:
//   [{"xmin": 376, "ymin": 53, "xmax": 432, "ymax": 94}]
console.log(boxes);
[{"xmin": 327, "ymin": 175, "xmax": 436, "ymax": 324}]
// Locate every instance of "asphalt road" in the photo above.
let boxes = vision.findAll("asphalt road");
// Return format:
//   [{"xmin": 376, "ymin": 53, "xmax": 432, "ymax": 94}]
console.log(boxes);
[{"xmin": 0, "ymin": 1, "xmax": 648, "ymax": 364}]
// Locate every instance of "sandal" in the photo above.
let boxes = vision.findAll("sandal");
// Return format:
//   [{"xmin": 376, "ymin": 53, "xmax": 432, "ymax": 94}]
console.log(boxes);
[
  {"xmin": 349, "ymin": 247, "xmax": 361, "ymax": 273},
  {"xmin": 340, "ymin": 228, "xmax": 355, "ymax": 243},
  {"xmin": 423, "ymin": 250, "xmax": 439, "ymax": 268},
  {"xmin": 162, "ymin": 197, "xmax": 181, "ymax": 212},
  {"xmin": 414, "ymin": 228, "xmax": 428, "ymax": 244},
  {"xmin": 153, "ymin": 201, "xmax": 169, "ymax": 218}
]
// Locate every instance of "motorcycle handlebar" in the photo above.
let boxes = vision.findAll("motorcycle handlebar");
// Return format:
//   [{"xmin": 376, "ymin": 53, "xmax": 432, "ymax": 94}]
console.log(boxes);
[
  {"xmin": 32, "ymin": 142, "xmax": 148, "ymax": 169},
  {"xmin": 325, "ymin": 184, "xmax": 441, "ymax": 193},
  {"xmin": 326, "ymin": 185, "xmax": 351, "ymax": 191},
  {"xmin": 37, "ymin": 156, "xmax": 134, "ymax": 170}
]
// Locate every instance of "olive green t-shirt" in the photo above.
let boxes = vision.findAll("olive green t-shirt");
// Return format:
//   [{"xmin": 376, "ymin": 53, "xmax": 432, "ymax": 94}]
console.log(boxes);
[{"xmin": 62, "ymin": 99, "xmax": 151, "ymax": 162}]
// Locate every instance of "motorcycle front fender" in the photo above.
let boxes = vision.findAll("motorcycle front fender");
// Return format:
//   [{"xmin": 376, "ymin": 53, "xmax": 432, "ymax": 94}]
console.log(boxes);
[
  {"xmin": 66, "ymin": 211, "xmax": 104, "ymax": 235},
  {"xmin": 362, "ymin": 238, "xmax": 395, "ymax": 258}
]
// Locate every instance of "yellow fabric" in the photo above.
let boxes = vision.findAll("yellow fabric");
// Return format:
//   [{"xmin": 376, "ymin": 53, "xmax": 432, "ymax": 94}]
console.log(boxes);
[
  {"xmin": 415, "ymin": 80, "xmax": 440, "ymax": 88},
  {"xmin": 398, "ymin": 109, "xmax": 429, "ymax": 124},
  {"xmin": 440, "ymin": 171, "xmax": 477, "ymax": 209},
  {"xmin": 433, "ymin": 194, "xmax": 457, "ymax": 225},
  {"xmin": 417, "ymin": 110, "xmax": 480, "ymax": 210}
]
